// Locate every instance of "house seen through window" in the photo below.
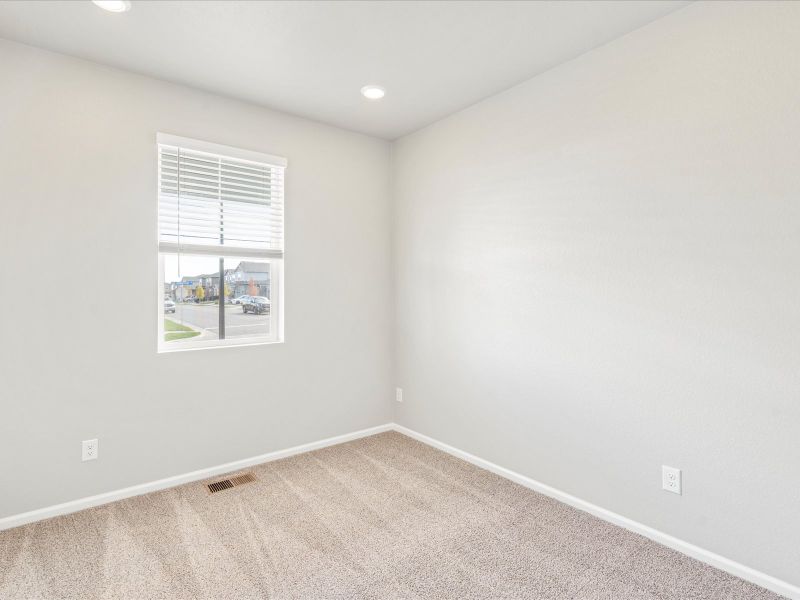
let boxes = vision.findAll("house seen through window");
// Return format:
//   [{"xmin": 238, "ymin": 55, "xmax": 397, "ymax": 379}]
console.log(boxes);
[{"xmin": 157, "ymin": 133, "xmax": 286, "ymax": 351}]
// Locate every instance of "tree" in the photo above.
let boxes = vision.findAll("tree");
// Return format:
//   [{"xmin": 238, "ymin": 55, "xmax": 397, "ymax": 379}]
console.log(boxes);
[
  {"xmin": 247, "ymin": 278, "xmax": 258, "ymax": 296},
  {"xmin": 224, "ymin": 284, "xmax": 232, "ymax": 299},
  {"xmin": 195, "ymin": 285, "xmax": 205, "ymax": 301}
]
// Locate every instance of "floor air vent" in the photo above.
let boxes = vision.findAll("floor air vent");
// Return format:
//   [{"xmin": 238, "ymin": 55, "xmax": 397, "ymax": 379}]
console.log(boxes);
[{"xmin": 207, "ymin": 472, "xmax": 257, "ymax": 494}]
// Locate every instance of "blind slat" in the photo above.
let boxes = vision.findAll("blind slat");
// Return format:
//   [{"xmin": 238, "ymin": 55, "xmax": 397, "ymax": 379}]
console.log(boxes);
[{"xmin": 158, "ymin": 141, "xmax": 285, "ymax": 255}]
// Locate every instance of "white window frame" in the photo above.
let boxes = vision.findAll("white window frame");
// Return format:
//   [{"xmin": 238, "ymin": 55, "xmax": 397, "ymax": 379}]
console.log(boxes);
[{"xmin": 156, "ymin": 133, "xmax": 286, "ymax": 353}]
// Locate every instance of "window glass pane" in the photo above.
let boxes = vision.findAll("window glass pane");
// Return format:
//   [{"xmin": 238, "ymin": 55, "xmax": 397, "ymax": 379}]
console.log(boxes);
[
  {"xmin": 162, "ymin": 254, "xmax": 274, "ymax": 346},
  {"xmin": 225, "ymin": 257, "xmax": 272, "ymax": 341}
]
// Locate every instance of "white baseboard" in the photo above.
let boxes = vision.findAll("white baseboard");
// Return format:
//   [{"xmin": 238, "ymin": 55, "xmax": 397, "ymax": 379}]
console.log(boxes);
[
  {"xmin": 2, "ymin": 421, "xmax": 796, "ymax": 599},
  {"xmin": 0, "ymin": 423, "xmax": 393, "ymax": 533},
  {"xmin": 393, "ymin": 424, "xmax": 800, "ymax": 600}
]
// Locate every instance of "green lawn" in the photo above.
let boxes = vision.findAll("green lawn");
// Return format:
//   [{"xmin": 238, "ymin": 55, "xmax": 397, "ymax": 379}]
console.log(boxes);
[{"xmin": 164, "ymin": 318, "xmax": 201, "ymax": 342}]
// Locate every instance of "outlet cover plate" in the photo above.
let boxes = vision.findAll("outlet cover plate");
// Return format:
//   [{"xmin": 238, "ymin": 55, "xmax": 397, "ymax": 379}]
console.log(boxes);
[
  {"xmin": 662, "ymin": 465, "xmax": 681, "ymax": 495},
  {"xmin": 82, "ymin": 439, "xmax": 98, "ymax": 462}
]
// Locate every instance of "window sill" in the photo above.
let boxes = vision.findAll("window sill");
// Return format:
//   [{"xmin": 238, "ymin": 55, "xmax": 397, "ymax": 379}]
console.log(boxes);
[{"xmin": 157, "ymin": 337, "xmax": 283, "ymax": 354}]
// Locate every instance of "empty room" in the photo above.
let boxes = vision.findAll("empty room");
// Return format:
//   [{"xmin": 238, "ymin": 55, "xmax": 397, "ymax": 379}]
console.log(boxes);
[{"xmin": 0, "ymin": 1, "xmax": 798, "ymax": 598}]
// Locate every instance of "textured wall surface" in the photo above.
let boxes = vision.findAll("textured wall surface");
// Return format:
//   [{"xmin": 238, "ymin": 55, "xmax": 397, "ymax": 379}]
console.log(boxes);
[
  {"xmin": 393, "ymin": 1, "xmax": 800, "ymax": 585},
  {"xmin": 0, "ymin": 39, "xmax": 393, "ymax": 518}
]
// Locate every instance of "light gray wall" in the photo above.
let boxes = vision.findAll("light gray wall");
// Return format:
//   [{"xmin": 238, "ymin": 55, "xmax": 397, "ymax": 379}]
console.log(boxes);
[
  {"xmin": 393, "ymin": 1, "xmax": 800, "ymax": 586},
  {"xmin": 2, "ymin": 0, "xmax": 798, "ymax": 587},
  {"xmin": 0, "ymin": 39, "xmax": 393, "ymax": 518}
]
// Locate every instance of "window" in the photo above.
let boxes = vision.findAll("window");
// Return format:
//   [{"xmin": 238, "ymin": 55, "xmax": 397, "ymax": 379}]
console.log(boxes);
[{"xmin": 157, "ymin": 133, "xmax": 286, "ymax": 351}]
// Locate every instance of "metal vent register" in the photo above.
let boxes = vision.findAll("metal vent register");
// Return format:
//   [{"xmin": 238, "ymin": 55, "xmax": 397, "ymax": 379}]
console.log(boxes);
[{"xmin": 207, "ymin": 472, "xmax": 257, "ymax": 494}]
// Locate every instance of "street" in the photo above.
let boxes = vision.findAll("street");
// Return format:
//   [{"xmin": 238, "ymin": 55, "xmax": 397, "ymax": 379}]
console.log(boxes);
[{"xmin": 169, "ymin": 303, "xmax": 269, "ymax": 339}]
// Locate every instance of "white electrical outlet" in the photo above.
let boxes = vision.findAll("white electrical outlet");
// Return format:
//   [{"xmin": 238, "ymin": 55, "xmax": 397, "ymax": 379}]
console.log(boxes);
[
  {"xmin": 662, "ymin": 465, "xmax": 681, "ymax": 495},
  {"xmin": 395, "ymin": 387, "xmax": 403, "ymax": 403},
  {"xmin": 82, "ymin": 439, "xmax": 98, "ymax": 462}
]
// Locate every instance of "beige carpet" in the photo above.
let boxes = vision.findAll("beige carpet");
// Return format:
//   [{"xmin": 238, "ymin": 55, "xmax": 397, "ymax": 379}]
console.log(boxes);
[{"xmin": 0, "ymin": 431, "xmax": 785, "ymax": 599}]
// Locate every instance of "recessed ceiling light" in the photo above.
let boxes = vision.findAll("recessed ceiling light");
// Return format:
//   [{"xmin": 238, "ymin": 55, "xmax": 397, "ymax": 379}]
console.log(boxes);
[
  {"xmin": 361, "ymin": 85, "xmax": 386, "ymax": 100},
  {"xmin": 92, "ymin": 0, "xmax": 131, "ymax": 13}
]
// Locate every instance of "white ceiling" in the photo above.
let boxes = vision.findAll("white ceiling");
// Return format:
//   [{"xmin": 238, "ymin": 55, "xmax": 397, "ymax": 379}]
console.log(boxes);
[{"xmin": 0, "ymin": 0, "xmax": 689, "ymax": 139}]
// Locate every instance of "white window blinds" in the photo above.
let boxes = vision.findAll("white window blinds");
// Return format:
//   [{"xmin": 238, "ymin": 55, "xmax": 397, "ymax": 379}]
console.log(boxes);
[{"xmin": 157, "ymin": 133, "xmax": 286, "ymax": 258}]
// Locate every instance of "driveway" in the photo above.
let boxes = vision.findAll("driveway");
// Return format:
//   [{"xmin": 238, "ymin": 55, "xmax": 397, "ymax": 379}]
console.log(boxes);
[{"xmin": 169, "ymin": 303, "xmax": 269, "ymax": 339}]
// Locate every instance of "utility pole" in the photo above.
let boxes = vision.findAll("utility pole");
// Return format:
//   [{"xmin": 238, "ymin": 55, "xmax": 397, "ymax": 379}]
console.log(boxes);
[{"xmin": 218, "ymin": 257, "xmax": 225, "ymax": 340}]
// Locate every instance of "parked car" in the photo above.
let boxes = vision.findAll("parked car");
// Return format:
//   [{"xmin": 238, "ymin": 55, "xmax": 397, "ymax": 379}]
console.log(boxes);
[
  {"xmin": 164, "ymin": 299, "xmax": 176, "ymax": 314},
  {"xmin": 243, "ymin": 296, "xmax": 270, "ymax": 315},
  {"xmin": 232, "ymin": 295, "xmax": 250, "ymax": 305}
]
